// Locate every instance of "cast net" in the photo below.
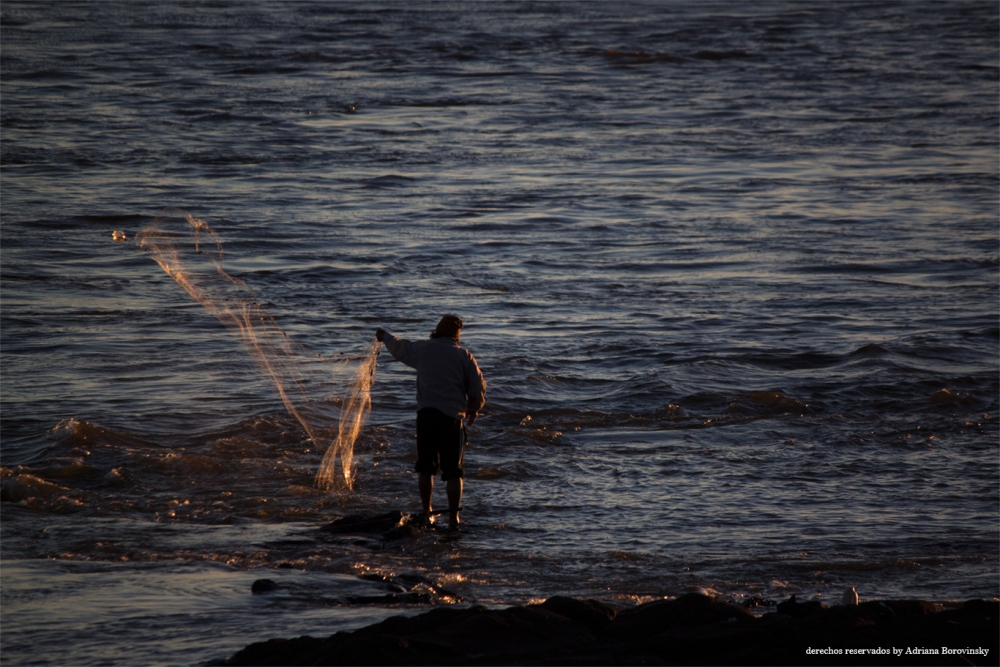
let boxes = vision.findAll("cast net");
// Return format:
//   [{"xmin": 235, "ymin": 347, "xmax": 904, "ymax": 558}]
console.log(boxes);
[{"xmin": 135, "ymin": 207, "xmax": 378, "ymax": 490}]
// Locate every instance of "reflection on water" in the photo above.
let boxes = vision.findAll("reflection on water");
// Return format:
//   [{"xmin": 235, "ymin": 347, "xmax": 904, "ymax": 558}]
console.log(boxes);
[{"xmin": 1, "ymin": 558, "xmax": 410, "ymax": 667}]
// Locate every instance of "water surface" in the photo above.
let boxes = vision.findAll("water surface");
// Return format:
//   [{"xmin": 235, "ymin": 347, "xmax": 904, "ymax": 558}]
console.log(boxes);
[{"xmin": 2, "ymin": 2, "xmax": 998, "ymax": 665}]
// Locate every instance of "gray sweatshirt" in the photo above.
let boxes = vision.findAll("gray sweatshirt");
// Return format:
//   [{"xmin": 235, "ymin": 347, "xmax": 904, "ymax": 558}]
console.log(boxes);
[{"xmin": 382, "ymin": 333, "xmax": 486, "ymax": 421}]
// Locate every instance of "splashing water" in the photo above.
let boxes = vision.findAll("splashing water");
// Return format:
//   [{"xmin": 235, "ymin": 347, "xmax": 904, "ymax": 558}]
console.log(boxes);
[{"xmin": 135, "ymin": 207, "xmax": 378, "ymax": 490}]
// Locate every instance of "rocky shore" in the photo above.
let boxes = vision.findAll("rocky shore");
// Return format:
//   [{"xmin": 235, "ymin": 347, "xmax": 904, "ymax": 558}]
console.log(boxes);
[{"xmin": 220, "ymin": 593, "xmax": 998, "ymax": 666}]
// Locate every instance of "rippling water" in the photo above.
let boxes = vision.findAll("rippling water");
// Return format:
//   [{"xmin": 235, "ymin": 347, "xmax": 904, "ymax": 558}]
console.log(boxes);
[{"xmin": 2, "ymin": 2, "xmax": 998, "ymax": 665}]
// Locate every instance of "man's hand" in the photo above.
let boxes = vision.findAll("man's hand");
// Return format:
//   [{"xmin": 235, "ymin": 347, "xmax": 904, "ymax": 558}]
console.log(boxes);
[
  {"xmin": 466, "ymin": 411, "xmax": 478, "ymax": 426},
  {"xmin": 375, "ymin": 328, "xmax": 386, "ymax": 342}
]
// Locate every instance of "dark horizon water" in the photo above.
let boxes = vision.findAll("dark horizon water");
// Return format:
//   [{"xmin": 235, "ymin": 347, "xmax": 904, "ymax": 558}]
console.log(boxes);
[{"xmin": 2, "ymin": 1, "xmax": 998, "ymax": 665}]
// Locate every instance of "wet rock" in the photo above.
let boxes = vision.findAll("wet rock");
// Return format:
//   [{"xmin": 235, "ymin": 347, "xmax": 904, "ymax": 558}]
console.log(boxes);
[
  {"xmin": 321, "ymin": 511, "xmax": 406, "ymax": 534},
  {"xmin": 958, "ymin": 598, "xmax": 998, "ymax": 619},
  {"xmin": 609, "ymin": 592, "xmax": 755, "ymax": 642},
  {"xmin": 776, "ymin": 594, "xmax": 825, "ymax": 618},
  {"xmin": 358, "ymin": 571, "xmax": 462, "ymax": 602},
  {"xmin": 383, "ymin": 521, "xmax": 422, "ymax": 541},
  {"xmin": 742, "ymin": 595, "xmax": 775, "ymax": 608},
  {"xmin": 251, "ymin": 579, "xmax": 278, "ymax": 594},
  {"xmin": 222, "ymin": 594, "xmax": 999, "ymax": 666},
  {"xmin": 535, "ymin": 596, "xmax": 618, "ymax": 634},
  {"xmin": 323, "ymin": 511, "xmax": 444, "ymax": 542}
]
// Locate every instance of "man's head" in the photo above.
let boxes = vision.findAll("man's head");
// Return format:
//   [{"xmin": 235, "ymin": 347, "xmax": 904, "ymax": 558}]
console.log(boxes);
[{"xmin": 432, "ymin": 314, "xmax": 464, "ymax": 339}]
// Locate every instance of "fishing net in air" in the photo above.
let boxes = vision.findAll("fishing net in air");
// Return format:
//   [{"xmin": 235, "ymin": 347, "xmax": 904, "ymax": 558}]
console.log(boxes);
[{"xmin": 135, "ymin": 207, "xmax": 378, "ymax": 491}]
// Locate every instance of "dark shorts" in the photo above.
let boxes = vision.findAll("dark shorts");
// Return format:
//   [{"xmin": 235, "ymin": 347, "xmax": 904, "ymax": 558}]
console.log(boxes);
[{"xmin": 416, "ymin": 408, "xmax": 465, "ymax": 480}]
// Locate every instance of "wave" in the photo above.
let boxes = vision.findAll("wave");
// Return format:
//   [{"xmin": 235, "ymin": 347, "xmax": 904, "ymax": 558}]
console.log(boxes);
[
  {"xmin": 0, "ymin": 412, "xmax": 368, "ymax": 523},
  {"xmin": 1, "ymin": 467, "xmax": 86, "ymax": 513}
]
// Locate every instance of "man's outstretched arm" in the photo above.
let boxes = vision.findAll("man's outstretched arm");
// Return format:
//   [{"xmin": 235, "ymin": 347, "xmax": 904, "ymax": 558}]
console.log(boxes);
[{"xmin": 375, "ymin": 328, "xmax": 419, "ymax": 369}]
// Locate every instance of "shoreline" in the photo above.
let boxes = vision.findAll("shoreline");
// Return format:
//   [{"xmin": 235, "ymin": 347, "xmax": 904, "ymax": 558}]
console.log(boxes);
[{"xmin": 218, "ymin": 593, "xmax": 998, "ymax": 666}]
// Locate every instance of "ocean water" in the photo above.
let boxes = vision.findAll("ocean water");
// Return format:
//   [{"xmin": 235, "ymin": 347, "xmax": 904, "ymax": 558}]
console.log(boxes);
[{"xmin": 1, "ymin": 1, "xmax": 998, "ymax": 665}]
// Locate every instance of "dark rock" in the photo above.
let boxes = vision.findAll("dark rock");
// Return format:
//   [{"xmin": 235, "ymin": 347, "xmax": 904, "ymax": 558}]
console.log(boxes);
[
  {"xmin": 357, "ymin": 571, "xmax": 462, "ymax": 602},
  {"xmin": 251, "ymin": 579, "xmax": 279, "ymax": 594},
  {"xmin": 536, "ymin": 596, "xmax": 618, "ymax": 634},
  {"xmin": 223, "ymin": 594, "xmax": 1000, "ymax": 666},
  {"xmin": 776, "ymin": 594, "xmax": 796, "ymax": 609},
  {"xmin": 776, "ymin": 594, "xmax": 825, "ymax": 618},
  {"xmin": 608, "ymin": 593, "xmax": 755, "ymax": 642},
  {"xmin": 321, "ymin": 511, "xmax": 437, "ymax": 541},
  {"xmin": 957, "ymin": 599, "xmax": 999, "ymax": 619},
  {"xmin": 428, "ymin": 605, "xmax": 594, "ymax": 658},
  {"xmin": 321, "ymin": 511, "xmax": 406, "ymax": 534},
  {"xmin": 383, "ymin": 521, "xmax": 422, "ymax": 541},
  {"xmin": 742, "ymin": 595, "xmax": 775, "ymax": 608}
]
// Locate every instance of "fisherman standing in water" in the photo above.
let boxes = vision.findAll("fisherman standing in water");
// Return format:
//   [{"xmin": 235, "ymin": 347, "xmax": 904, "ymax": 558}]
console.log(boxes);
[{"xmin": 376, "ymin": 315, "xmax": 486, "ymax": 531}]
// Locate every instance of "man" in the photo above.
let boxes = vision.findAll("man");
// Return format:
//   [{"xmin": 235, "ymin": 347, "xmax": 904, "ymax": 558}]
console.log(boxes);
[{"xmin": 375, "ymin": 315, "xmax": 486, "ymax": 531}]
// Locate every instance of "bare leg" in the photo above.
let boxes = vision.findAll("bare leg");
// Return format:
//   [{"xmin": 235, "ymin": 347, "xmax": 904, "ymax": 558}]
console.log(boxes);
[
  {"xmin": 446, "ymin": 477, "xmax": 463, "ymax": 529},
  {"xmin": 419, "ymin": 472, "xmax": 433, "ymax": 515}
]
